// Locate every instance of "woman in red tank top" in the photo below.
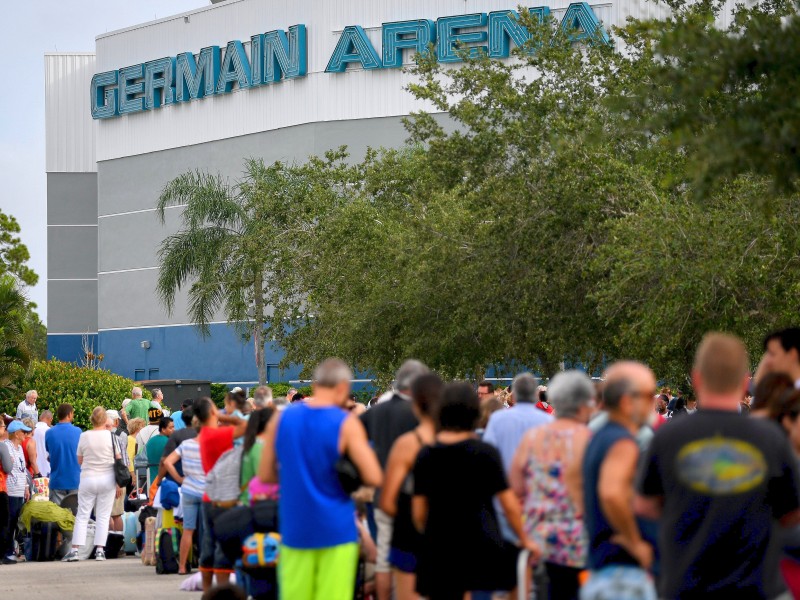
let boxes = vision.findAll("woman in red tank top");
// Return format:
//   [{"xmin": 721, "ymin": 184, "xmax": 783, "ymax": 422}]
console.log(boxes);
[{"xmin": 20, "ymin": 419, "xmax": 39, "ymax": 477}]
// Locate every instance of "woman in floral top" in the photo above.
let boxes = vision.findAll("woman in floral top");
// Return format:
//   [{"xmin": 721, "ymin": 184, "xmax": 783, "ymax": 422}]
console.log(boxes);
[{"xmin": 510, "ymin": 370, "xmax": 596, "ymax": 600}]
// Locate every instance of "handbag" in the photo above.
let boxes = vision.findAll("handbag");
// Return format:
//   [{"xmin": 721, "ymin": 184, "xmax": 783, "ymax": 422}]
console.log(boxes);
[
  {"xmin": 111, "ymin": 432, "xmax": 132, "ymax": 488},
  {"xmin": 335, "ymin": 454, "xmax": 362, "ymax": 494}
]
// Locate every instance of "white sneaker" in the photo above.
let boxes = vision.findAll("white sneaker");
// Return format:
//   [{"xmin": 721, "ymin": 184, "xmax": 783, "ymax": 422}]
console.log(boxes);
[
  {"xmin": 62, "ymin": 549, "xmax": 79, "ymax": 562},
  {"xmin": 95, "ymin": 548, "xmax": 106, "ymax": 561}
]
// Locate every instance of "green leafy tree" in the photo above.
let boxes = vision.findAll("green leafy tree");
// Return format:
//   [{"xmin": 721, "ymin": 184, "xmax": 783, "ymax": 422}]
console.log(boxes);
[
  {"xmin": 271, "ymin": 5, "xmax": 800, "ymax": 385},
  {"xmin": 0, "ymin": 210, "xmax": 45, "ymax": 366},
  {"xmin": 620, "ymin": 0, "xmax": 800, "ymax": 196},
  {"xmin": 25, "ymin": 311, "xmax": 47, "ymax": 361},
  {"xmin": 0, "ymin": 211, "xmax": 38, "ymax": 287},
  {"xmin": 593, "ymin": 176, "xmax": 800, "ymax": 382},
  {"xmin": 0, "ymin": 275, "xmax": 32, "ymax": 393},
  {"xmin": 273, "ymin": 15, "xmax": 661, "ymax": 380}
]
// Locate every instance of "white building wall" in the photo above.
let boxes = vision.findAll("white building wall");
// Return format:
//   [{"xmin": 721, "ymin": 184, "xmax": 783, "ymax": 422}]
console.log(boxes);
[
  {"xmin": 45, "ymin": 53, "xmax": 97, "ymax": 173},
  {"xmin": 93, "ymin": 0, "xmax": 651, "ymax": 162}
]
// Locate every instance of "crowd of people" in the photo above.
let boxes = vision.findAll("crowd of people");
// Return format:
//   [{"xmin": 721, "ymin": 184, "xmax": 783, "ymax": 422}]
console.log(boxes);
[{"xmin": 2, "ymin": 327, "xmax": 800, "ymax": 600}]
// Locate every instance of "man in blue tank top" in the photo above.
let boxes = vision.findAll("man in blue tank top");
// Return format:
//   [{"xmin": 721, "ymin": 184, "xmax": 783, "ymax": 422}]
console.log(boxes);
[
  {"xmin": 259, "ymin": 358, "xmax": 383, "ymax": 600},
  {"xmin": 582, "ymin": 361, "xmax": 658, "ymax": 600}
]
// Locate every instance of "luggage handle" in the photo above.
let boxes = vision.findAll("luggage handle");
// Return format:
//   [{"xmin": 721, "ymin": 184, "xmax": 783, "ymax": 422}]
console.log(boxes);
[{"xmin": 518, "ymin": 549, "xmax": 531, "ymax": 600}]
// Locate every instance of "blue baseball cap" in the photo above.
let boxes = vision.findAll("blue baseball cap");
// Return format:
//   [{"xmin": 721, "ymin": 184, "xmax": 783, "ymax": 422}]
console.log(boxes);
[{"xmin": 7, "ymin": 421, "xmax": 31, "ymax": 434}]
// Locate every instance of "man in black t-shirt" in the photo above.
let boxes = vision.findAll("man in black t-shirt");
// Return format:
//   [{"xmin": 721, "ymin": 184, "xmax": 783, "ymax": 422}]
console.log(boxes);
[{"xmin": 636, "ymin": 333, "xmax": 800, "ymax": 600}]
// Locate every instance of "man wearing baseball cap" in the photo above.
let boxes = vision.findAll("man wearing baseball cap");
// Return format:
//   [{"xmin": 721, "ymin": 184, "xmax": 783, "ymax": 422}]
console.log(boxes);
[{"xmin": 135, "ymin": 408, "xmax": 164, "ymax": 451}]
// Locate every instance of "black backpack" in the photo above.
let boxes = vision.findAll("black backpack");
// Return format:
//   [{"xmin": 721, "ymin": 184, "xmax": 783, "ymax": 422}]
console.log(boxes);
[{"xmin": 155, "ymin": 527, "xmax": 181, "ymax": 574}]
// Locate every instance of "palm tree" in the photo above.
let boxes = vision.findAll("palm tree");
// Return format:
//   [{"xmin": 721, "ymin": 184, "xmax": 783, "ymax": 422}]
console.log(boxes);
[
  {"xmin": 0, "ymin": 275, "xmax": 32, "ymax": 390},
  {"xmin": 156, "ymin": 161, "xmax": 273, "ymax": 385},
  {"xmin": 157, "ymin": 152, "xmax": 355, "ymax": 385}
]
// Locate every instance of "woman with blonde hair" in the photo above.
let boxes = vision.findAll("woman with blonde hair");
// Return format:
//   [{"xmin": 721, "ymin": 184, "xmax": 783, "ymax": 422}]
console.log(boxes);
[
  {"xmin": 126, "ymin": 418, "xmax": 146, "ymax": 474},
  {"xmin": 62, "ymin": 406, "xmax": 122, "ymax": 562}
]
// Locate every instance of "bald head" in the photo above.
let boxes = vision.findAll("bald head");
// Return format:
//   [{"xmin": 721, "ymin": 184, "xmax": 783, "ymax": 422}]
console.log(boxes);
[
  {"xmin": 602, "ymin": 361, "xmax": 657, "ymax": 426},
  {"xmin": 694, "ymin": 333, "xmax": 749, "ymax": 395},
  {"xmin": 604, "ymin": 362, "xmax": 657, "ymax": 396}
]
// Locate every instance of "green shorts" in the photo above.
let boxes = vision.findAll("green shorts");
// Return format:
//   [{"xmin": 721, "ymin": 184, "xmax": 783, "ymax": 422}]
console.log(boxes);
[{"xmin": 279, "ymin": 542, "xmax": 359, "ymax": 600}]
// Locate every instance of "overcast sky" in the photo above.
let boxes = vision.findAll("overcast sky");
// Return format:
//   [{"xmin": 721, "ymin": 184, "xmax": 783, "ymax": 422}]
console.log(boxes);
[{"xmin": 0, "ymin": 0, "xmax": 206, "ymax": 325}]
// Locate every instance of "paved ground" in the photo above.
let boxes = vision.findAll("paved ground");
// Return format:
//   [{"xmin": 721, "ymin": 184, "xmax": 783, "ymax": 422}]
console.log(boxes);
[{"xmin": 1, "ymin": 556, "xmax": 203, "ymax": 599}]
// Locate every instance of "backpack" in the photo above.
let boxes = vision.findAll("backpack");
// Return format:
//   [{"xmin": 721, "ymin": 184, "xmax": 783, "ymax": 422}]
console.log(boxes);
[
  {"xmin": 205, "ymin": 446, "xmax": 244, "ymax": 503},
  {"xmin": 155, "ymin": 527, "xmax": 181, "ymax": 574},
  {"xmin": 134, "ymin": 431, "xmax": 154, "ymax": 469}
]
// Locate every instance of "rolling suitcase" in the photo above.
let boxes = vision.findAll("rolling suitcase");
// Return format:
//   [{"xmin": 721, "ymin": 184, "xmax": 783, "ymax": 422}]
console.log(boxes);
[
  {"xmin": 123, "ymin": 512, "xmax": 140, "ymax": 554},
  {"xmin": 142, "ymin": 516, "xmax": 157, "ymax": 566},
  {"xmin": 30, "ymin": 519, "xmax": 61, "ymax": 562}
]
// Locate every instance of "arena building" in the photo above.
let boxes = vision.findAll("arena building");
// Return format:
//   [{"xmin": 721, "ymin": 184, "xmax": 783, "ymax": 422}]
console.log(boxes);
[{"xmin": 45, "ymin": 0, "xmax": 674, "ymax": 385}]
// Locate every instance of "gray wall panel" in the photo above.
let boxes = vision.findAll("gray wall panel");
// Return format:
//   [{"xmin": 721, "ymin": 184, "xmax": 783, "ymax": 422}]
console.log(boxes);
[
  {"xmin": 98, "ymin": 209, "xmax": 182, "ymax": 273},
  {"xmin": 47, "ymin": 173, "xmax": 98, "ymax": 225},
  {"xmin": 98, "ymin": 269, "xmax": 226, "ymax": 330},
  {"xmin": 47, "ymin": 171, "xmax": 98, "ymax": 334},
  {"xmin": 48, "ymin": 280, "xmax": 98, "ymax": 333},
  {"xmin": 48, "ymin": 226, "xmax": 98, "ymax": 280},
  {"xmin": 97, "ymin": 114, "xmax": 451, "ymax": 217},
  {"xmin": 312, "ymin": 117, "xmax": 414, "ymax": 157},
  {"xmin": 96, "ymin": 114, "xmax": 454, "ymax": 329},
  {"xmin": 98, "ymin": 122, "xmax": 318, "ymax": 217}
]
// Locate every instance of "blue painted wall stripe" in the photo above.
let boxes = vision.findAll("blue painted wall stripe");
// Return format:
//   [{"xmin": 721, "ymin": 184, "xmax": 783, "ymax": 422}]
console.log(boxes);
[{"xmin": 47, "ymin": 323, "xmax": 302, "ymax": 384}]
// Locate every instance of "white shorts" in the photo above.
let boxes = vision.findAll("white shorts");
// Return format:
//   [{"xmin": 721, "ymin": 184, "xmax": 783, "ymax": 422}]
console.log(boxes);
[{"xmin": 374, "ymin": 508, "xmax": 394, "ymax": 574}]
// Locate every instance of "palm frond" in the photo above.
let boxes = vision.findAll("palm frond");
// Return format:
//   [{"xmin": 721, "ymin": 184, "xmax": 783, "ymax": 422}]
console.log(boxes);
[
  {"xmin": 157, "ymin": 227, "xmax": 234, "ymax": 314},
  {"xmin": 157, "ymin": 170, "xmax": 245, "ymax": 230}
]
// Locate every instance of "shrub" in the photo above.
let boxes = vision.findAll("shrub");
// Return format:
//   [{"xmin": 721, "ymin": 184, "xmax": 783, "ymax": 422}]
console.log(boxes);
[
  {"xmin": 268, "ymin": 382, "xmax": 311, "ymax": 400},
  {"xmin": 210, "ymin": 383, "xmax": 228, "ymax": 408},
  {"xmin": 0, "ymin": 360, "xmax": 150, "ymax": 431}
]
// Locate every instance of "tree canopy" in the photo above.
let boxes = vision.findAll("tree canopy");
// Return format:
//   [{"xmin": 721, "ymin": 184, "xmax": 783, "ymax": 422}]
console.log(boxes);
[
  {"xmin": 0, "ymin": 209, "xmax": 45, "ymax": 390},
  {"xmin": 0, "ymin": 211, "xmax": 38, "ymax": 287},
  {"xmin": 622, "ymin": 0, "xmax": 800, "ymax": 197}
]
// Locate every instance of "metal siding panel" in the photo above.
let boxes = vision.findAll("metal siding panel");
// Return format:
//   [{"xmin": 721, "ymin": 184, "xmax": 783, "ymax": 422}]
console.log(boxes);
[{"xmin": 45, "ymin": 54, "xmax": 97, "ymax": 173}]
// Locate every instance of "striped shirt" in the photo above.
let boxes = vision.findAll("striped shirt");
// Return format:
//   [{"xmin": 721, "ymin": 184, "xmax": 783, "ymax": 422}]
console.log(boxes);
[
  {"xmin": 4, "ymin": 441, "xmax": 27, "ymax": 498},
  {"xmin": 175, "ymin": 438, "xmax": 205, "ymax": 498}
]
